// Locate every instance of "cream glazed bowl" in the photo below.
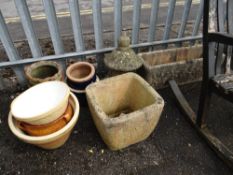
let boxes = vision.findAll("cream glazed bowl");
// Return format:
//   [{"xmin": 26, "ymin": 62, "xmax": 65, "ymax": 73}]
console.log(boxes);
[
  {"xmin": 11, "ymin": 81, "xmax": 70, "ymax": 125},
  {"xmin": 8, "ymin": 92, "xmax": 80, "ymax": 149}
]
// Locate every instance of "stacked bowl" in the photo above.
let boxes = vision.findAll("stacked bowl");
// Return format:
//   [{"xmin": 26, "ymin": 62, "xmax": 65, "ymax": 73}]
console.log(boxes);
[
  {"xmin": 66, "ymin": 62, "xmax": 98, "ymax": 106},
  {"xmin": 8, "ymin": 81, "xmax": 80, "ymax": 149}
]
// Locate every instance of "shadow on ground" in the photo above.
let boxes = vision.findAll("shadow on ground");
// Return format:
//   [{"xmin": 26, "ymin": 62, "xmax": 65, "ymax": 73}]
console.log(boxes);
[{"xmin": 0, "ymin": 82, "xmax": 232, "ymax": 175}]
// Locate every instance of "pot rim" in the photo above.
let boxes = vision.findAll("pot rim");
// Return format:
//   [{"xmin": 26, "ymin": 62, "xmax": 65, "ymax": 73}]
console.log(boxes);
[
  {"xmin": 66, "ymin": 62, "xmax": 95, "ymax": 83},
  {"xmin": 86, "ymin": 72, "xmax": 165, "ymax": 121},
  {"xmin": 8, "ymin": 92, "xmax": 79, "ymax": 144},
  {"xmin": 20, "ymin": 103, "xmax": 72, "ymax": 129},
  {"xmin": 25, "ymin": 61, "xmax": 63, "ymax": 82}
]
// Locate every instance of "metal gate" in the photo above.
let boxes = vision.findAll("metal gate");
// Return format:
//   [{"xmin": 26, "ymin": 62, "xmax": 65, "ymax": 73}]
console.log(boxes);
[{"xmin": 0, "ymin": 0, "xmax": 203, "ymax": 89}]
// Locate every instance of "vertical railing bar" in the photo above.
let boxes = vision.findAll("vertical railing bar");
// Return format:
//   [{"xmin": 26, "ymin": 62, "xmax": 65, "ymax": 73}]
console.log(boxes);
[
  {"xmin": 227, "ymin": 0, "xmax": 233, "ymax": 34},
  {"xmin": 92, "ymin": 0, "xmax": 104, "ymax": 73},
  {"xmin": 92, "ymin": 0, "xmax": 103, "ymax": 49},
  {"xmin": 0, "ymin": 74, "xmax": 4, "ymax": 90},
  {"xmin": 215, "ymin": 0, "xmax": 226, "ymax": 74},
  {"xmin": 43, "ymin": 0, "xmax": 64, "ymax": 54},
  {"xmin": 217, "ymin": 0, "xmax": 225, "ymax": 32},
  {"xmin": 42, "ymin": 0, "xmax": 65, "ymax": 70},
  {"xmin": 163, "ymin": 0, "xmax": 176, "ymax": 47},
  {"xmin": 177, "ymin": 0, "xmax": 192, "ymax": 45},
  {"xmin": 208, "ymin": 0, "xmax": 217, "ymax": 32},
  {"xmin": 0, "ymin": 11, "xmax": 26, "ymax": 85},
  {"xmin": 191, "ymin": 0, "xmax": 204, "ymax": 45},
  {"xmin": 148, "ymin": 0, "xmax": 160, "ymax": 43},
  {"xmin": 114, "ymin": 0, "xmax": 122, "ymax": 47},
  {"xmin": 225, "ymin": 0, "xmax": 233, "ymax": 74},
  {"xmin": 69, "ymin": 0, "xmax": 84, "ymax": 52},
  {"xmin": 226, "ymin": 46, "xmax": 232, "ymax": 74},
  {"xmin": 14, "ymin": 0, "xmax": 42, "ymax": 58},
  {"xmin": 132, "ymin": 0, "xmax": 141, "ymax": 45}
]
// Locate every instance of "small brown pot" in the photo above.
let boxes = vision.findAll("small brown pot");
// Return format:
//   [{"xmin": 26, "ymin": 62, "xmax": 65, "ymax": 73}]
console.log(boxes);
[
  {"xmin": 25, "ymin": 61, "xmax": 63, "ymax": 86},
  {"xmin": 18, "ymin": 103, "xmax": 73, "ymax": 136},
  {"xmin": 66, "ymin": 62, "xmax": 96, "ymax": 90}
]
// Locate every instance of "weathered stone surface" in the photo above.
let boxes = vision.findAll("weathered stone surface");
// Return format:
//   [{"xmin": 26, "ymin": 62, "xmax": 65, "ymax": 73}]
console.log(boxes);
[
  {"xmin": 139, "ymin": 45, "xmax": 203, "ymax": 89},
  {"xmin": 86, "ymin": 73, "xmax": 164, "ymax": 150},
  {"xmin": 104, "ymin": 32, "xmax": 143, "ymax": 72},
  {"xmin": 25, "ymin": 61, "xmax": 63, "ymax": 86}
]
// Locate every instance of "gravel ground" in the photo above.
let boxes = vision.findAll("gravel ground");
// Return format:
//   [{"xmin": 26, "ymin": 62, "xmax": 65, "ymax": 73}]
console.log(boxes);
[{"xmin": 0, "ymin": 82, "xmax": 232, "ymax": 175}]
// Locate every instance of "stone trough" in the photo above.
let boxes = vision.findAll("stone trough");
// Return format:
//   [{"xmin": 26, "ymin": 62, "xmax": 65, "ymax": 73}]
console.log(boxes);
[
  {"xmin": 86, "ymin": 73, "xmax": 164, "ymax": 150},
  {"xmin": 139, "ymin": 45, "xmax": 203, "ymax": 89}
]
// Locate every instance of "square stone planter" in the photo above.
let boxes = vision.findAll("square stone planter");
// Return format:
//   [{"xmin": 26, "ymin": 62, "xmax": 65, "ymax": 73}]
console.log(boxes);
[
  {"xmin": 139, "ymin": 45, "xmax": 203, "ymax": 89},
  {"xmin": 86, "ymin": 73, "xmax": 164, "ymax": 150}
]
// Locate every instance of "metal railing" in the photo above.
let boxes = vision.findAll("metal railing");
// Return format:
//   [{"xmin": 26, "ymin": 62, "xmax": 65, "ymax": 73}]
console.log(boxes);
[{"xmin": 0, "ymin": 0, "xmax": 204, "ymax": 89}]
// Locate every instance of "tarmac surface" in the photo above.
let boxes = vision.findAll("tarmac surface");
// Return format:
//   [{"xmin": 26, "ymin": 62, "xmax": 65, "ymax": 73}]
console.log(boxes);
[
  {"xmin": 0, "ymin": 1, "xmax": 230, "ymax": 174},
  {"xmin": 0, "ymin": 0, "xmax": 200, "ymax": 41},
  {"xmin": 0, "ymin": 81, "xmax": 232, "ymax": 175},
  {"xmin": 0, "ymin": 0, "xmax": 185, "ymax": 18}
]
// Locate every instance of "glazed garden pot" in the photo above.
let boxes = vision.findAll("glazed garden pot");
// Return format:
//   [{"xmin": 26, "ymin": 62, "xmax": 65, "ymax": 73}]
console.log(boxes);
[
  {"xmin": 69, "ymin": 88, "xmax": 87, "ymax": 106},
  {"xmin": 8, "ymin": 93, "xmax": 80, "ymax": 150},
  {"xmin": 66, "ymin": 62, "xmax": 96, "ymax": 91},
  {"xmin": 18, "ymin": 103, "xmax": 73, "ymax": 136},
  {"xmin": 11, "ymin": 81, "xmax": 70, "ymax": 125},
  {"xmin": 86, "ymin": 73, "xmax": 164, "ymax": 150},
  {"xmin": 67, "ymin": 75, "xmax": 100, "ymax": 107},
  {"xmin": 25, "ymin": 61, "xmax": 63, "ymax": 86}
]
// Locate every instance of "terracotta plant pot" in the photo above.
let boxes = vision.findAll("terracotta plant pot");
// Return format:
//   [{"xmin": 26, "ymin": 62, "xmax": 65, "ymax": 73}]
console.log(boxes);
[
  {"xmin": 86, "ymin": 73, "xmax": 164, "ymax": 150},
  {"xmin": 8, "ymin": 93, "xmax": 80, "ymax": 150},
  {"xmin": 25, "ymin": 61, "xmax": 63, "ymax": 86},
  {"xmin": 66, "ymin": 62, "xmax": 96, "ymax": 91},
  {"xmin": 18, "ymin": 103, "xmax": 73, "ymax": 136}
]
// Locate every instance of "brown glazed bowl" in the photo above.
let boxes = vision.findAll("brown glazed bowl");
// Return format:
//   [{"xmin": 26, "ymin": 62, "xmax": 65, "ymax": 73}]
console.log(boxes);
[
  {"xmin": 18, "ymin": 103, "xmax": 73, "ymax": 136},
  {"xmin": 66, "ymin": 62, "xmax": 96, "ymax": 90}
]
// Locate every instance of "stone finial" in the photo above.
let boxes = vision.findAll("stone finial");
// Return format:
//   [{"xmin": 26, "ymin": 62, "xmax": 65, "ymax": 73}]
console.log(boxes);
[
  {"xmin": 118, "ymin": 31, "xmax": 130, "ymax": 48},
  {"xmin": 104, "ymin": 31, "xmax": 143, "ymax": 72}
]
